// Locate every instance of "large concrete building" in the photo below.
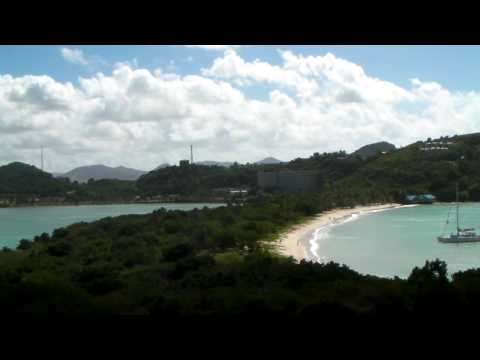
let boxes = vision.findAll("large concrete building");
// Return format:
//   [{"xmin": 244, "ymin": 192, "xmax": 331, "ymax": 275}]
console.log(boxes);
[{"xmin": 257, "ymin": 170, "xmax": 320, "ymax": 192}]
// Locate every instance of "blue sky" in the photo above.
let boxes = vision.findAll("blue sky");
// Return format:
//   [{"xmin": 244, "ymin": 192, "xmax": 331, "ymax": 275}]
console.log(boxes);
[
  {"xmin": 1, "ymin": 45, "xmax": 480, "ymax": 172},
  {"xmin": 2, "ymin": 45, "xmax": 480, "ymax": 92}
]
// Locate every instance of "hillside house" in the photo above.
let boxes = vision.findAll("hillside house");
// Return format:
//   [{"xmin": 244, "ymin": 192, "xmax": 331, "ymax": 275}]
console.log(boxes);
[{"xmin": 419, "ymin": 140, "xmax": 453, "ymax": 151}]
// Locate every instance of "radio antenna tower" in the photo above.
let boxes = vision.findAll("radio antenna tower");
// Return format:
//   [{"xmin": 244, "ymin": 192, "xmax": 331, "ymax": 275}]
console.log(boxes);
[
  {"xmin": 41, "ymin": 146, "xmax": 44, "ymax": 171},
  {"xmin": 190, "ymin": 144, "xmax": 194, "ymax": 164}
]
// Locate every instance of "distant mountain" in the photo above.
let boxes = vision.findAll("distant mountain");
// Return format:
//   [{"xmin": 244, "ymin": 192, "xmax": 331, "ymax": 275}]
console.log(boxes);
[
  {"xmin": 351, "ymin": 141, "xmax": 396, "ymax": 160},
  {"xmin": 195, "ymin": 161, "xmax": 235, "ymax": 167},
  {"xmin": 59, "ymin": 165, "xmax": 147, "ymax": 183},
  {"xmin": 255, "ymin": 157, "xmax": 283, "ymax": 165}
]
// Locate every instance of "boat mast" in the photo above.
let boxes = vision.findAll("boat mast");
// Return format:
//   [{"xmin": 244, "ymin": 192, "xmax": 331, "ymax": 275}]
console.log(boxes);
[{"xmin": 456, "ymin": 182, "xmax": 460, "ymax": 234}]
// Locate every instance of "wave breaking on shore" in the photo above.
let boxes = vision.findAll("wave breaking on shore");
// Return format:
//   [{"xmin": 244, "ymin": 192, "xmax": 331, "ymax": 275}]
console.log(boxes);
[
  {"xmin": 307, "ymin": 204, "xmax": 407, "ymax": 262},
  {"xmin": 278, "ymin": 203, "xmax": 409, "ymax": 262}
]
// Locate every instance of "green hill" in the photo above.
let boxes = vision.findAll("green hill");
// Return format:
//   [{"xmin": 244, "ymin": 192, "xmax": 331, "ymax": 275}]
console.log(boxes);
[
  {"xmin": 5, "ymin": 132, "xmax": 480, "ymax": 203},
  {"xmin": 67, "ymin": 179, "xmax": 140, "ymax": 202},
  {"xmin": 0, "ymin": 162, "xmax": 139, "ymax": 204},
  {"xmin": 352, "ymin": 141, "xmax": 396, "ymax": 160},
  {"xmin": 136, "ymin": 151, "xmax": 367, "ymax": 196},
  {"xmin": 135, "ymin": 132, "xmax": 480, "ymax": 203},
  {"xmin": 136, "ymin": 163, "xmax": 258, "ymax": 195},
  {"xmin": 338, "ymin": 133, "xmax": 480, "ymax": 202},
  {"xmin": 0, "ymin": 162, "xmax": 70, "ymax": 198}
]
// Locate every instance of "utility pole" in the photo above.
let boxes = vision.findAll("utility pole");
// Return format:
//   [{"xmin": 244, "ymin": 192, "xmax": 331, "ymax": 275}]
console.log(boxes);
[
  {"xmin": 190, "ymin": 144, "xmax": 193, "ymax": 164},
  {"xmin": 41, "ymin": 146, "xmax": 44, "ymax": 171}
]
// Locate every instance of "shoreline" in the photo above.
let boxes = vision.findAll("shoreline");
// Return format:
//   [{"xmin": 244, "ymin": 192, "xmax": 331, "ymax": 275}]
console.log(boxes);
[
  {"xmin": 276, "ymin": 203, "xmax": 406, "ymax": 262},
  {"xmin": 0, "ymin": 200, "xmax": 227, "ymax": 209}
]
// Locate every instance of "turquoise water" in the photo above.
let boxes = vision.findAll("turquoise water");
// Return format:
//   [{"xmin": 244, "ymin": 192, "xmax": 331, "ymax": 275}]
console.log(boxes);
[
  {"xmin": 0, "ymin": 203, "xmax": 224, "ymax": 249},
  {"xmin": 311, "ymin": 203, "xmax": 480, "ymax": 278}
]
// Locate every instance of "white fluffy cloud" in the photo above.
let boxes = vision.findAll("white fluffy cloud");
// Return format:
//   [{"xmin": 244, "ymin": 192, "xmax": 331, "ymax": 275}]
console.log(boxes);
[
  {"xmin": 1, "ymin": 49, "xmax": 480, "ymax": 173},
  {"xmin": 60, "ymin": 48, "xmax": 88, "ymax": 65}
]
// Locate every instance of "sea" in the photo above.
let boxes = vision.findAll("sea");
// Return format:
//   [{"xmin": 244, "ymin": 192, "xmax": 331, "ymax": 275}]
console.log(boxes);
[
  {"xmin": 308, "ymin": 203, "xmax": 480, "ymax": 278},
  {"xmin": 4, "ymin": 202, "xmax": 480, "ymax": 279},
  {"xmin": 0, "ymin": 203, "xmax": 224, "ymax": 249}
]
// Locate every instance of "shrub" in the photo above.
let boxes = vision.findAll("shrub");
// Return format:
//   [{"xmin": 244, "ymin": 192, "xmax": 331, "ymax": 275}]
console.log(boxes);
[
  {"xmin": 17, "ymin": 239, "xmax": 33, "ymax": 250},
  {"xmin": 46, "ymin": 241, "xmax": 73, "ymax": 257},
  {"xmin": 162, "ymin": 242, "xmax": 194, "ymax": 262}
]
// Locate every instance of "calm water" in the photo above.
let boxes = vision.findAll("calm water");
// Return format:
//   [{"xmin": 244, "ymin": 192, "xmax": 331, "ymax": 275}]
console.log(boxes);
[
  {"xmin": 311, "ymin": 203, "xmax": 480, "ymax": 278},
  {"xmin": 0, "ymin": 203, "xmax": 224, "ymax": 249}
]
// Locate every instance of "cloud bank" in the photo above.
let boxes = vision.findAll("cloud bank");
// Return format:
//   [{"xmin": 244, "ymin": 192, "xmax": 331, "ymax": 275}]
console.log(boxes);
[{"xmin": 1, "ymin": 48, "xmax": 479, "ymax": 172}]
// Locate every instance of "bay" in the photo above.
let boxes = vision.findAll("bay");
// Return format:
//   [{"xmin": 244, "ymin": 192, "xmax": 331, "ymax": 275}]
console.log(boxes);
[
  {"xmin": 0, "ymin": 203, "xmax": 224, "ymax": 249},
  {"xmin": 312, "ymin": 203, "xmax": 480, "ymax": 278}
]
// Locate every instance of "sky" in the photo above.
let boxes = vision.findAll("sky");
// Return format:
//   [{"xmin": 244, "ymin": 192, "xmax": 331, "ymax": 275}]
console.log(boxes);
[{"xmin": 1, "ymin": 45, "xmax": 480, "ymax": 172}]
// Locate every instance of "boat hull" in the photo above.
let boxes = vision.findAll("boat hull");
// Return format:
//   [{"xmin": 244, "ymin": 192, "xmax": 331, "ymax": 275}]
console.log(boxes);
[{"xmin": 438, "ymin": 236, "xmax": 480, "ymax": 243}]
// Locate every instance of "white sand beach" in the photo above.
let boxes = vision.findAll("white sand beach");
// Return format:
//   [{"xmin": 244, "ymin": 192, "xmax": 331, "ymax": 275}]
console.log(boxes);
[{"xmin": 277, "ymin": 203, "xmax": 403, "ymax": 262}]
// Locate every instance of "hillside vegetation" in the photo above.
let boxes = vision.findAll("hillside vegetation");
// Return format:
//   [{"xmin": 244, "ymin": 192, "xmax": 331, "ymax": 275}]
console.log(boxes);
[
  {"xmin": 352, "ymin": 141, "xmax": 396, "ymax": 160},
  {"xmin": 4, "ymin": 132, "xmax": 480, "ymax": 203},
  {"xmin": 136, "ymin": 163, "xmax": 258, "ymax": 195},
  {"xmin": 0, "ymin": 163, "xmax": 139, "ymax": 203},
  {"xmin": 0, "ymin": 162, "xmax": 71, "ymax": 199},
  {"xmin": 0, "ymin": 192, "xmax": 479, "ymax": 320},
  {"xmin": 3, "ymin": 134, "xmax": 480, "ymax": 318},
  {"xmin": 339, "ymin": 133, "xmax": 480, "ymax": 201}
]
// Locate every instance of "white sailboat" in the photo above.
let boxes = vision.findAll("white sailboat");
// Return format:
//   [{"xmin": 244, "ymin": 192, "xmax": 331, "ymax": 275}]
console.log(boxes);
[{"xmin": 438, "ymin": 183, "xmax": 480, "ymax": 243}]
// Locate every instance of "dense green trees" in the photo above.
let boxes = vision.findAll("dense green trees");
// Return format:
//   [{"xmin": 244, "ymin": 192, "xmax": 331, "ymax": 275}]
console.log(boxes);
[
  {"xmin": 0, "ymin": 193, "xmax": 480, "ymax": 319},
  {"xmin": 6, "ymin": 132, "xmax": 480, "ymax": 204},
  {"xmin": 0, "ymin": 162, "xmax": 140, "ymax": 204},
  {"xmin": 67, "ymin": 179, "xmax": 139, "ymax": 202},
  {"xmin": 136, "ymin": 164, "xmax": 259, "ymax": 195},
  {"xmin": 6, "ymin": 133, "xmax": 480, "ymax": 318},
  {"xmin": 134, "ymin": 133, "xmax": 480, "ymax": 202},
  {"xmin": 0, "ymin": 162, "xmax": 70, "ymax": 198},
  {"xmin": 338, "ymin": 133, "xmax": 480, "ymax": 202}
]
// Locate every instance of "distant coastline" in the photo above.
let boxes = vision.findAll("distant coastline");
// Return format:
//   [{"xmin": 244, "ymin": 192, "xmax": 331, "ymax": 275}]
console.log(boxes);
[{"xmin": 1, "ymin": 199, "xmax": 227, "ymax": 208}]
